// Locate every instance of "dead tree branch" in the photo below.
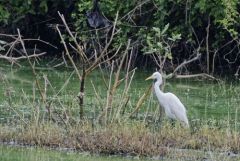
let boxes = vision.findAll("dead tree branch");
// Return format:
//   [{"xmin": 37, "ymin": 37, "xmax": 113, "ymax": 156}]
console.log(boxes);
[
  {"xmin": 166, "ymin": 53, "xmax": 201, "ymax": 79},
  {"xmin": 0, "ymin": 32, "xmax": 55, "ymax": 63},
  {"xmin": 206, "ymin": 16, "xmax": 210, "ymax": 74},
  {"xmin": 17, "ymin": 29, "xmax": 47, "ymax": 107},
  {"xmin": 0, "ymin": 52, "xmax": 46, "ymax": 62}
]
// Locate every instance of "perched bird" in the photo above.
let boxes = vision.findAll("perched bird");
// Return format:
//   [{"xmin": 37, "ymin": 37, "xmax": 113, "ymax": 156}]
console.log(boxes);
[
  {"xmin": 86, "ymin": 0, "xmax": 110, "ymax": 29},
  {"xmin": 146, "ymin": 72, "xmax": 189, "ymax": 127}
]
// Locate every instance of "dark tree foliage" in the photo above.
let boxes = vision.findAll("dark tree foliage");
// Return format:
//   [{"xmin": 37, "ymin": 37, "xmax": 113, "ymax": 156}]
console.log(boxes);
[
  {"xmin": 0, "ymin": 0, "xmax": 76, "ymax": 54},
  {"xmin": 0, "ymin": 0, "xmax": 240, "ymax": 75}
]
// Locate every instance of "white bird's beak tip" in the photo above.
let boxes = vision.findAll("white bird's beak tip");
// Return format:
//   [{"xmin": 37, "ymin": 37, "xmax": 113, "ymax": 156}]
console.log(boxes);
[{"xmin": 145, "ymin": 75, "xmax": 153, "ymax": 81}]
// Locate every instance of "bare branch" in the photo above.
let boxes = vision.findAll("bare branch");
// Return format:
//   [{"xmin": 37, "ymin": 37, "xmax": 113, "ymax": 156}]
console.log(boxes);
[
  {"xmin": 0, "ymin": 33, "xmax": 55, "ymax": 63},
  {"xmin": 206, "ymin": 16, "xmax": 210, "ymax": 74},
  {"xmin": 166, "ymin": 53, "xmax": 201, "ymax": 78},
  {"xmin": 86, "ymin": 11, "xmax": 119, "ymax": 75},
  {"xmin": 86, "ymin": 44, "xmax": 122, "ymax": 76},
  {"xmin": 56, "ymin": 24, "xmax": 82, "ymax": 81},
  {"xmin": 0, "ymin": 52, "xmax": 46, "ymax": 62},
  {"xmin": 23, "ymin": 38, "xmax": 57, "ymax": 49},
  {"xmin": 175, "ymin": 73, "xmax": 217, "ymax": 80},
  {"xmin": 17, "ymin": 29, "xmax": 46, "ymax": 104},
  {"xmin": 234, "ymin": 65, "xmax": 240, "ymax": 78},
  {"xmin": 58, "ymin": 11, "xmax": 88, "ymax": 62},
  {"xmin": 129, "ymin": 85, "xmax": 152, "ymax": 118}
]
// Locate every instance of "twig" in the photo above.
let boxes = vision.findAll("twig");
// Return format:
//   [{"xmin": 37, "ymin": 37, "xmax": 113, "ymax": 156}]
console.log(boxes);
[
  {"xmin": 211, "ymin": 50, "xmax": 218, "ymax": 75},
  {"xmin": 129, "ymin": 85, "xmax": 152, "ymax": 118},
  {"xmin": 56, "ymin": 25, "xmax": 82, "ymax": 81},
  {"xmin": 17, "ymin": 29, "xmax": 46, "ymax": 104},
  {"xmin": 0, "ymin": 52, "xmax": 46, "ymax": 62},
  {"xmin": 175, "ymin": 73, "xmax": 217, "ymax": 80},
  {"xmin": 23, "ymin": 38, "xmax": 58, "ymax": 49},
  {"xmin": 90, "ymin": 80, "xmax": 104, "ymax": 111},
  {"xmin": 166, "ymin": 53, "xmax": 201, "ymax": 78},
  {"xmin": 120, "ymin": 0, "xmax": 151, "ymax": 21},
  {"xmin": 206, "ymin": 16, "xmax": 210, "ymax": 74},
  {"xmin": 86, "ymin": 11, "xmax": 120, "ymax": 75},
  {"xmin": 234, "ymin": 66, "xmax": 240, "ymax": 78},
  {"xmin": 58, "ymin": 12, "xmax": 88, "ymax": 62}
]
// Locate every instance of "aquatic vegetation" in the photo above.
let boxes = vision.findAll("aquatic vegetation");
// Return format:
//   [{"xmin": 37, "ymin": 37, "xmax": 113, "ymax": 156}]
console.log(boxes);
[{"xmin": 0, "ymin": 61, "xmax": 240, "ymax": 159}]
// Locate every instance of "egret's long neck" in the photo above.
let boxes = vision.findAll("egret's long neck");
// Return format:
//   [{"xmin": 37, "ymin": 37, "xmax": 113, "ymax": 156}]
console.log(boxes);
[
  {"xmin": 154, "ymin": 79, "xmax": 162, "ymax": 87},
  {"xmin": 153, "ymin": 79, "xmax": 165, "ymax": 102},
  {"xmin": 153, "ymin": 77, "xmax": 168, "ymax": 113}
]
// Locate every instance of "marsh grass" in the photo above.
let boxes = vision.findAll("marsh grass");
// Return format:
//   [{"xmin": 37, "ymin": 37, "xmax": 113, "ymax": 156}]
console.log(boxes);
[
  {"xmin": 0, "ymin": 120, "xmax": 240, "ymax": 158},
  {"xmin": 0, "ymin": 61, "xmax": 240, "ymax": 159}
]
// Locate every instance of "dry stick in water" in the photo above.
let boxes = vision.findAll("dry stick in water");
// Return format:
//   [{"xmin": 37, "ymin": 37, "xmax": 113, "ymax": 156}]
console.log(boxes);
[
  {"xmin": 15, "ymin": 29, "xmax": 48, "ymax": 125},
  {"xmin": 56, "ymin": 25, "xmax": 82, "ymax": 81},
  {"xmin": 17, "ymin": 29, "xmax": 46, "ymax": 106},
  {"xmin": 8, "ymin": 107, "xmax": 28, "ymax": 125},
  {"xmin": 58, "ymin": 13, "xmax": 87, "ymax": 118},
  {"xmin": 106, "ymin": 39, "xmax": 131, "ymax": 123},
  {"xmin": 114, "ymin": 49, "xmax": 136, "ymax": 121},
  {"xmin": 102, "ymin": 61, "xmax": 115, "ymax": 125},
  {"xmin": 110, "ymin": 67, "xmax": 137, "ymax": 122},
  {"xmin": 90, "ymin": 80, "xmax": 104, "ymax": 111},
  {"xmin": 0, "ymin": 33, "xmax": 52, "ymax": 65},
  {"xmin": 129, "ymin": 85, "xmax": 152, "ymax": 118},
  {"xmin": 56, "ymin": 25, "xmax": 84, "ymax": 118},
  {"xmin": 206, "ymin": 16, "xmax": 210, "ymax": 74},
  {"xmin": 98, "ymin": 64, "xmax": 109, "ymax": 89},
  {"xmin": 164, "ymin": 53, "xmax": 217, "ymax": 80},
  {"xmin": 43, "ymin": 75, "xmax": 69, "ymax": 122}
]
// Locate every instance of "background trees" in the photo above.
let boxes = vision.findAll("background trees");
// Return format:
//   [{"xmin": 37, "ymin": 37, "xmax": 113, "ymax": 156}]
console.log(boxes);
[{"xmin": 0, "ymin": 0, "xmax": 240, "ymax": 76}]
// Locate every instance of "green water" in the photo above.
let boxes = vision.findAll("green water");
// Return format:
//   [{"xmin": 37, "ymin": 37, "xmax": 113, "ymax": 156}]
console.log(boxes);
[
  {"xmin": 0, "ymin": 61, "xmax": 240, "ymax": 124},
  {"xmin": 0, "ymin": 145, "xmax": 150, "ymax": 161},
  {"xmin": 1, "ymin": 61, "xmax": 240, "ymax": 160},
  {"xmin": 2, "ymin": 145, "xmax": 240, "ymax": 161}
]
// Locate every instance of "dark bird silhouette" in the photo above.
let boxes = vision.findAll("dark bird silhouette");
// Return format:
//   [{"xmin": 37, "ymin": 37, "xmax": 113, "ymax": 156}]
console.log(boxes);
[{"xmin": 86, "ymin": 0, "xmax": 110, "ymax": 28}]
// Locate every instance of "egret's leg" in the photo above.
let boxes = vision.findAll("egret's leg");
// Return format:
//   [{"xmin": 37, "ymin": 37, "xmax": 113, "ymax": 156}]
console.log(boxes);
[{"xmin": 158, "ymin": 106, "xmax": 164, "ymax": 127}]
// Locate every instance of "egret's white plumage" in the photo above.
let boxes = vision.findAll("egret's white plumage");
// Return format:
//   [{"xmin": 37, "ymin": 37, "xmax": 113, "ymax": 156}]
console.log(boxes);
[{"xmin": 146, "ymin": 72, "xmax": 189, "ymax": 127}]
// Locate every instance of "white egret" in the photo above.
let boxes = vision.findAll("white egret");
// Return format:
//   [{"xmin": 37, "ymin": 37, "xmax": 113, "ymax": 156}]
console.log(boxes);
[{"xmin": 146, "ymin": 72, "xmax": 189, "ymax": 127}]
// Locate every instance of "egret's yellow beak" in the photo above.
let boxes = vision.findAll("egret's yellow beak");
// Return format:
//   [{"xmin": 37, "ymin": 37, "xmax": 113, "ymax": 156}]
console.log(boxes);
[{"xmin": 145, "ymin": 75, "xmax": 154, "ymax": 81}]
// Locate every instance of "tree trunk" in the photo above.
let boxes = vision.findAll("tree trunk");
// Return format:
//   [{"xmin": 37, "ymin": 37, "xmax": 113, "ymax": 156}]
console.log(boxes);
[{"xmin": 78, "ymin": 67, "xmax": 85, "ymax": 119}]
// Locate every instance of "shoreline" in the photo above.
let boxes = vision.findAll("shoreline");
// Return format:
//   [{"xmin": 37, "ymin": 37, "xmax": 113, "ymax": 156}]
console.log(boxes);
[
  {"xmin": 1, "ymin": 141, "xmax": 240, "ymax": 161},
  {"xmin": 1, "ymin": 121, "xmax": 240, "ymax": 160}
]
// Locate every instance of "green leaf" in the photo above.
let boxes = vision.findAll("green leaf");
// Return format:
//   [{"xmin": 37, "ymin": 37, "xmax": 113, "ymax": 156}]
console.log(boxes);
[
  {"xmin": 156, "ymin": 42, "xmax": 163, "ymax": 48},
  {"xmin": 0, "ymin": 40, "xmax": 7, "ymax": 45},
  {"xmin": 152, "ymin": 27, "xmax": 161, "ymax": 36},
  {"xmin": 166, "ymin": 52, "xmax": 172, "ymax": 59},
  {"xmin": 168, "ymin": 33, "xmax": 181, "ymax": 41},
  {"xmin": 153, "ymin": 27, "xmax": 160, "ymax": 33},
  {"xmin": 161, "ymin": 23, "xmax": 169, "ymax": 34},
  {"xmin": 40, "ymin": 1, "xmax": 48, "ymax": 13},
  {"xmin": 0, "ymin": 45, "xmax": 5, "ymax": 51}
]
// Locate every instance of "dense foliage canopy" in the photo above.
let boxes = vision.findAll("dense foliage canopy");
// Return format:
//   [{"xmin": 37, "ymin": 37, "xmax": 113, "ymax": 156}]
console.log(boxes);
[{"xmin": 0, "ymin": 0, "xmax": 240, "ymax": 75}]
